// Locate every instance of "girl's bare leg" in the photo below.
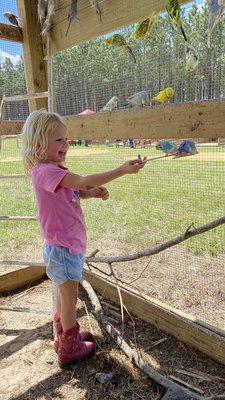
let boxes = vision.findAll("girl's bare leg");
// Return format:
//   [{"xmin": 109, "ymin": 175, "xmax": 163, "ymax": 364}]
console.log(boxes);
[{"xmin": 58, "ymin": 280, "xmax": 78, "ymax": 332}]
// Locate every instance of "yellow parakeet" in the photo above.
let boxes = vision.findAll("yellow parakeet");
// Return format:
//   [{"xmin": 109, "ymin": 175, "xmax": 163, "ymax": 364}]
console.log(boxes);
[
  {"xmin": 106, "ymin": 34, "xmax": 136, "ymax": 64},
  {"xmin": 132, "ymin": 13, "xmax": 159, "ymax": 40},
  {"xmin": 153, "ymin": 87, "xmax": 175, "ymax": 104},
  {"xmin": 100, "ymin": 96, "xmax": 119, "ymax": 112}
]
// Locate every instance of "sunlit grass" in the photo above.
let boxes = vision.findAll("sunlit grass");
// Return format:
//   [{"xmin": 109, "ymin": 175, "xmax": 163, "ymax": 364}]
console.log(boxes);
[{"xmin": 1, "ymin": 140, "xmax": 225, "ymax": 256}]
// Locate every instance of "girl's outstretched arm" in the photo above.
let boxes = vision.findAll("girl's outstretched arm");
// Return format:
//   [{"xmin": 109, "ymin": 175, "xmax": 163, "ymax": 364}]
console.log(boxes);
[{"xmin": 59, "ymin": 159, "xmax": 146, "ymax": 190}]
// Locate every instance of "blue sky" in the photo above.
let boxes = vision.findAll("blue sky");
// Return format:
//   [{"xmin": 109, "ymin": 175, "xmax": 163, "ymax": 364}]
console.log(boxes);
[{"xmin": 0, "ymin": 0, "xmax": 204, "ymax": 61}]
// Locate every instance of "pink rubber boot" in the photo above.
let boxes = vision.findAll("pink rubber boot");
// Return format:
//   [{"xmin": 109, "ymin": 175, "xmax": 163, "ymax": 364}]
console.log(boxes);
[
  {"xmin": 58, "ymin": 323, "xmax": 95, "ymax": 368},
  {"xmin": 53, "ymin": 313, "xmax": 93, "ymax": 352}
]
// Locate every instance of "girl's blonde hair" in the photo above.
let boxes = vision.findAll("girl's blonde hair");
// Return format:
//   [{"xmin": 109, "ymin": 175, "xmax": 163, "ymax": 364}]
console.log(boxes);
[{"xmin": 21, "ymin": 109, "xmax": 65, "ymax": 172}]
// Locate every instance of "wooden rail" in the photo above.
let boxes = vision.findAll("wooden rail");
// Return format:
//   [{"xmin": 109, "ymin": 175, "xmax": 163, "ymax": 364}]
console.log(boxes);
[
  {"xmin": 1, "ymin": 99, "xmax": 225, "ymax": 139},
  {"xmin": 3, "ymin": 92, "xmax": 48, "ymax": 102}
]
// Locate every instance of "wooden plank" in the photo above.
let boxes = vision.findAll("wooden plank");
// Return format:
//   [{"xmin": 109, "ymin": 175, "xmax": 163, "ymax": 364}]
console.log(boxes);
[
  {"xmin": 0, "ymin": 22, "xmax": 22, "ymax": 43},
  {"xmin": 17, "ymin": 0, "xmax": 48, "ymax": 111},
  {"xmin": 51, "ymin": 0, "xmax": 191, "ymax": 55},
  {"xmin": 65, "ymin": 99, "xmax": 225, "ymax": 140},
  {"xmin": 2, "ymin": 99, "xmax": 225, "ymax": 139},
  {"xmin": 0, "ymin": 120, "xmax": 24, "ymax": 136},
  {"xmin": 83, "ymin": 271, "xmax": 225, "ymax": 365},
  {"xmin": 0, "ymin": 267, "xmax": 46, "ymax": 293}
]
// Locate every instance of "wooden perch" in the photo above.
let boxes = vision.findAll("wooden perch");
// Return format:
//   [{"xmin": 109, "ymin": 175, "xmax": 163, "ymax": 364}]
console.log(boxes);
[
  {"xmin": 0, "ymin": 23, "xmax": 22, "ymax": 42},
  {"xmin": 81, "ymin": 279, "xmax": 204, "ymax": 400}
]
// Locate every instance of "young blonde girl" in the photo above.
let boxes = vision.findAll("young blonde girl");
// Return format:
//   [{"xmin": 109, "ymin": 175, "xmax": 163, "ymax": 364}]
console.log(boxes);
[{"xmin": 21, "ymin": 109, "xmax": 146, "ymax": 368}]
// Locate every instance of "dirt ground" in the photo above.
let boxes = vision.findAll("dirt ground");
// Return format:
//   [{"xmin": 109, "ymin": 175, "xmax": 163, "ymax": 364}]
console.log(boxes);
[
  {"xmin": 1, "ymin": 232, "xmax": 225, "ymax": 400},
  {"xmin": 1, "ymin": 278, "xmax": 225, "ymax": 400}
]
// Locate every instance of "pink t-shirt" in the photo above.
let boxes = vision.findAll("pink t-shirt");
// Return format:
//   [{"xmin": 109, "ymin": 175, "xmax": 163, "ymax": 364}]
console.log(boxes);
[{"xmin": 32, "ymin": 163, "xmax": 87, "ymax": 254}]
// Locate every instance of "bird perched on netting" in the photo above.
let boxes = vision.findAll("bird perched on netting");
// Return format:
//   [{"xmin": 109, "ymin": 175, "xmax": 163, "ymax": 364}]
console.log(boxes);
[
  {"xmin": 42, "ymin": 0, "xmax": 59, "ymax": 36},
  {"xmin": 153, "ymin": 87, "xmax": 175, "ymax": 104},
  {"xmin": 127, "ymin": 91, "xmax": 150, "ymax": 107},
  {"xmin": 165, "ymin": 0, "xmax": 188, "ymax": 42},
  {"xmin": 185, "ymin": 42, "xmax": 199, "ymax": 72},
  {"xmin": 106, "ymin": 34, "xmax": 136, "ymax": 64},
  {"xmin": 132, "ymin": 13, "xmax": 159, "ymax": 40},
  {"xmin": 3, "ymin": 12, "xmax": 22, "ymax": 34},
  {"xmin": 38, "ymin": 0, "xmax": 48, "ymax": 26},
  {"xmin": 178, "ymin": 140, "xmax": 198, "ymax": 155},
  {"xmin": 65, "ymin": 0, "xmax": 78, "ymax": 37},
  {"xmin": 89, "ymin": 0, "xmax": 102, "ymax": 21},
  {"xmin": 156, "ymin": 140, "xmax": 178, "ymax": 155},
  {"xmin": 100, "ymin": 96, "xmax": 119, "ymax": 112},
  {"xmin": 207, "ymin": 0, "xmax": 225, "ymax": 47}
]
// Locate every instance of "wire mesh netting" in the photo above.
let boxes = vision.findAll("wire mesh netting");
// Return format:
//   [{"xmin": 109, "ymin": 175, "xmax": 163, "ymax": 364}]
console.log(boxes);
[{"xmin": 0, "ymin": 0, "xmax": 225, "ymax": 332}]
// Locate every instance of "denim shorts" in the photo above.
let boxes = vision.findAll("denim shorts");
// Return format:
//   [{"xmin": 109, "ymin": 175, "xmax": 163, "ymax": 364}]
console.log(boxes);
[{"xmin": 43, "ymin": 244, "xmax": 84, "ymax": 285}]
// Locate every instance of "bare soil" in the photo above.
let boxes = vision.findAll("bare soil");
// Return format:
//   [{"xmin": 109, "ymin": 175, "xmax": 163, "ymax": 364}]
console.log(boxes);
[
  {"xmin": 1, "ymin": 235, "xmax": 225, "ymax": 400},
  {"xmin": 1, "ymin": 279, "xmax": 225, "ymax": 400}
]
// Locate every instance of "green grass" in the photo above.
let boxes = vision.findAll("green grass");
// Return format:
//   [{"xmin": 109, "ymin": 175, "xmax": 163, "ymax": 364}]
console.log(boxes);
[{"xmin": 1, "ymin": 139, "xmax": 225, "ymax": 256}]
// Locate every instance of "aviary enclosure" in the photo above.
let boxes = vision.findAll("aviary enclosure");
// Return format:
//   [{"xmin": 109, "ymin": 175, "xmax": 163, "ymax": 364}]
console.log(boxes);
[{"xmin": 0, "ymin": 1, "xmax": 225, "ymax": 399}]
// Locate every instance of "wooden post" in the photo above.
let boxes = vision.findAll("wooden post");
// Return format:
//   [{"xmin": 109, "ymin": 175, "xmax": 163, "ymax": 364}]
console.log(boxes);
[{"xmin": 17, "ymin": 0, "xmax": 48, "ymax": 112}]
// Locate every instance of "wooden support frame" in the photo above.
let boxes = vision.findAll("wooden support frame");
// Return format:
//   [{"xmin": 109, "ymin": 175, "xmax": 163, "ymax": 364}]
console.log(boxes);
[
  {"xmin": 51, "ymin": 0, "xmax": 191, "ymax": 55},
  {"xmin": 0, "ymin": 23, "xmax": 23, "ymax": 43},
  {"xmin": 0, "ymin": 263, "xmax": 225, "ymax": 366},
  {"xmin": 17, "ymin": 0, "xmax": 48, "ymax": 111}
]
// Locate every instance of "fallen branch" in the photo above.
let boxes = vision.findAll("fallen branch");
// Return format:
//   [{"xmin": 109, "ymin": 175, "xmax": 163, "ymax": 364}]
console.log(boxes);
[
  {"xmin": 81, "ymin": 279, "xmax": 204, "ymax": 400},
  {"xmin": 85, "ymin": 215, "xmax": 225, "ymax": 264}
]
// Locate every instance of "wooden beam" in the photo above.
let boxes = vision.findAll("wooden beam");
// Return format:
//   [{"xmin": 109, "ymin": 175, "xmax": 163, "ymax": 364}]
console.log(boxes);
[
  {"xmin": 51, "ymin": 0, "xmax": 191, "ymax": 55},
  {"xmin": 17, "ymin": 0, "xmax": 48, "ymax": 111},
  {"xmin": 0, "ymin": 120, "xmax": 24, "ymax": 136},
  {"xmin": 0, "ymin": 267, "xmax": 46, "ymax": 293},
  {"xmin": 65, "ymin": 99, "xmax": 225, "ymax": 140},
  {"xmin": 1, "ymin": 99, "xmax": 225, "ymax": 139},
  {"xmin": 0, "ymin": 262, "xmax": 225, "ymax": 365},
  {"xmin": 83, "ymin": 270, "xmax": 225, "ymax": 366},
  {"xmin": 0, "ymin": 23, "xmax": 23, "ymax": 43}
]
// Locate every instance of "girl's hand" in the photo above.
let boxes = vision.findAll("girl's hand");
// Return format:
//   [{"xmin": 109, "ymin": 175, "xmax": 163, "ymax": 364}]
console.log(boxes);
[
  {"xmin": 91, "ymin": 186, "xmax": 109, "ymax": 200},
  {"xmin": 119, "ymin": 157, "xmax": 147, "ymax": 175}
]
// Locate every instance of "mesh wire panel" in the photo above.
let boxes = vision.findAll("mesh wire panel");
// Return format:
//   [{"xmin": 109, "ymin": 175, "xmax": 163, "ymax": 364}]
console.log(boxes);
[{"xmin": 1, "ymin": 1, "xmax": 225, "ymax": 332}]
